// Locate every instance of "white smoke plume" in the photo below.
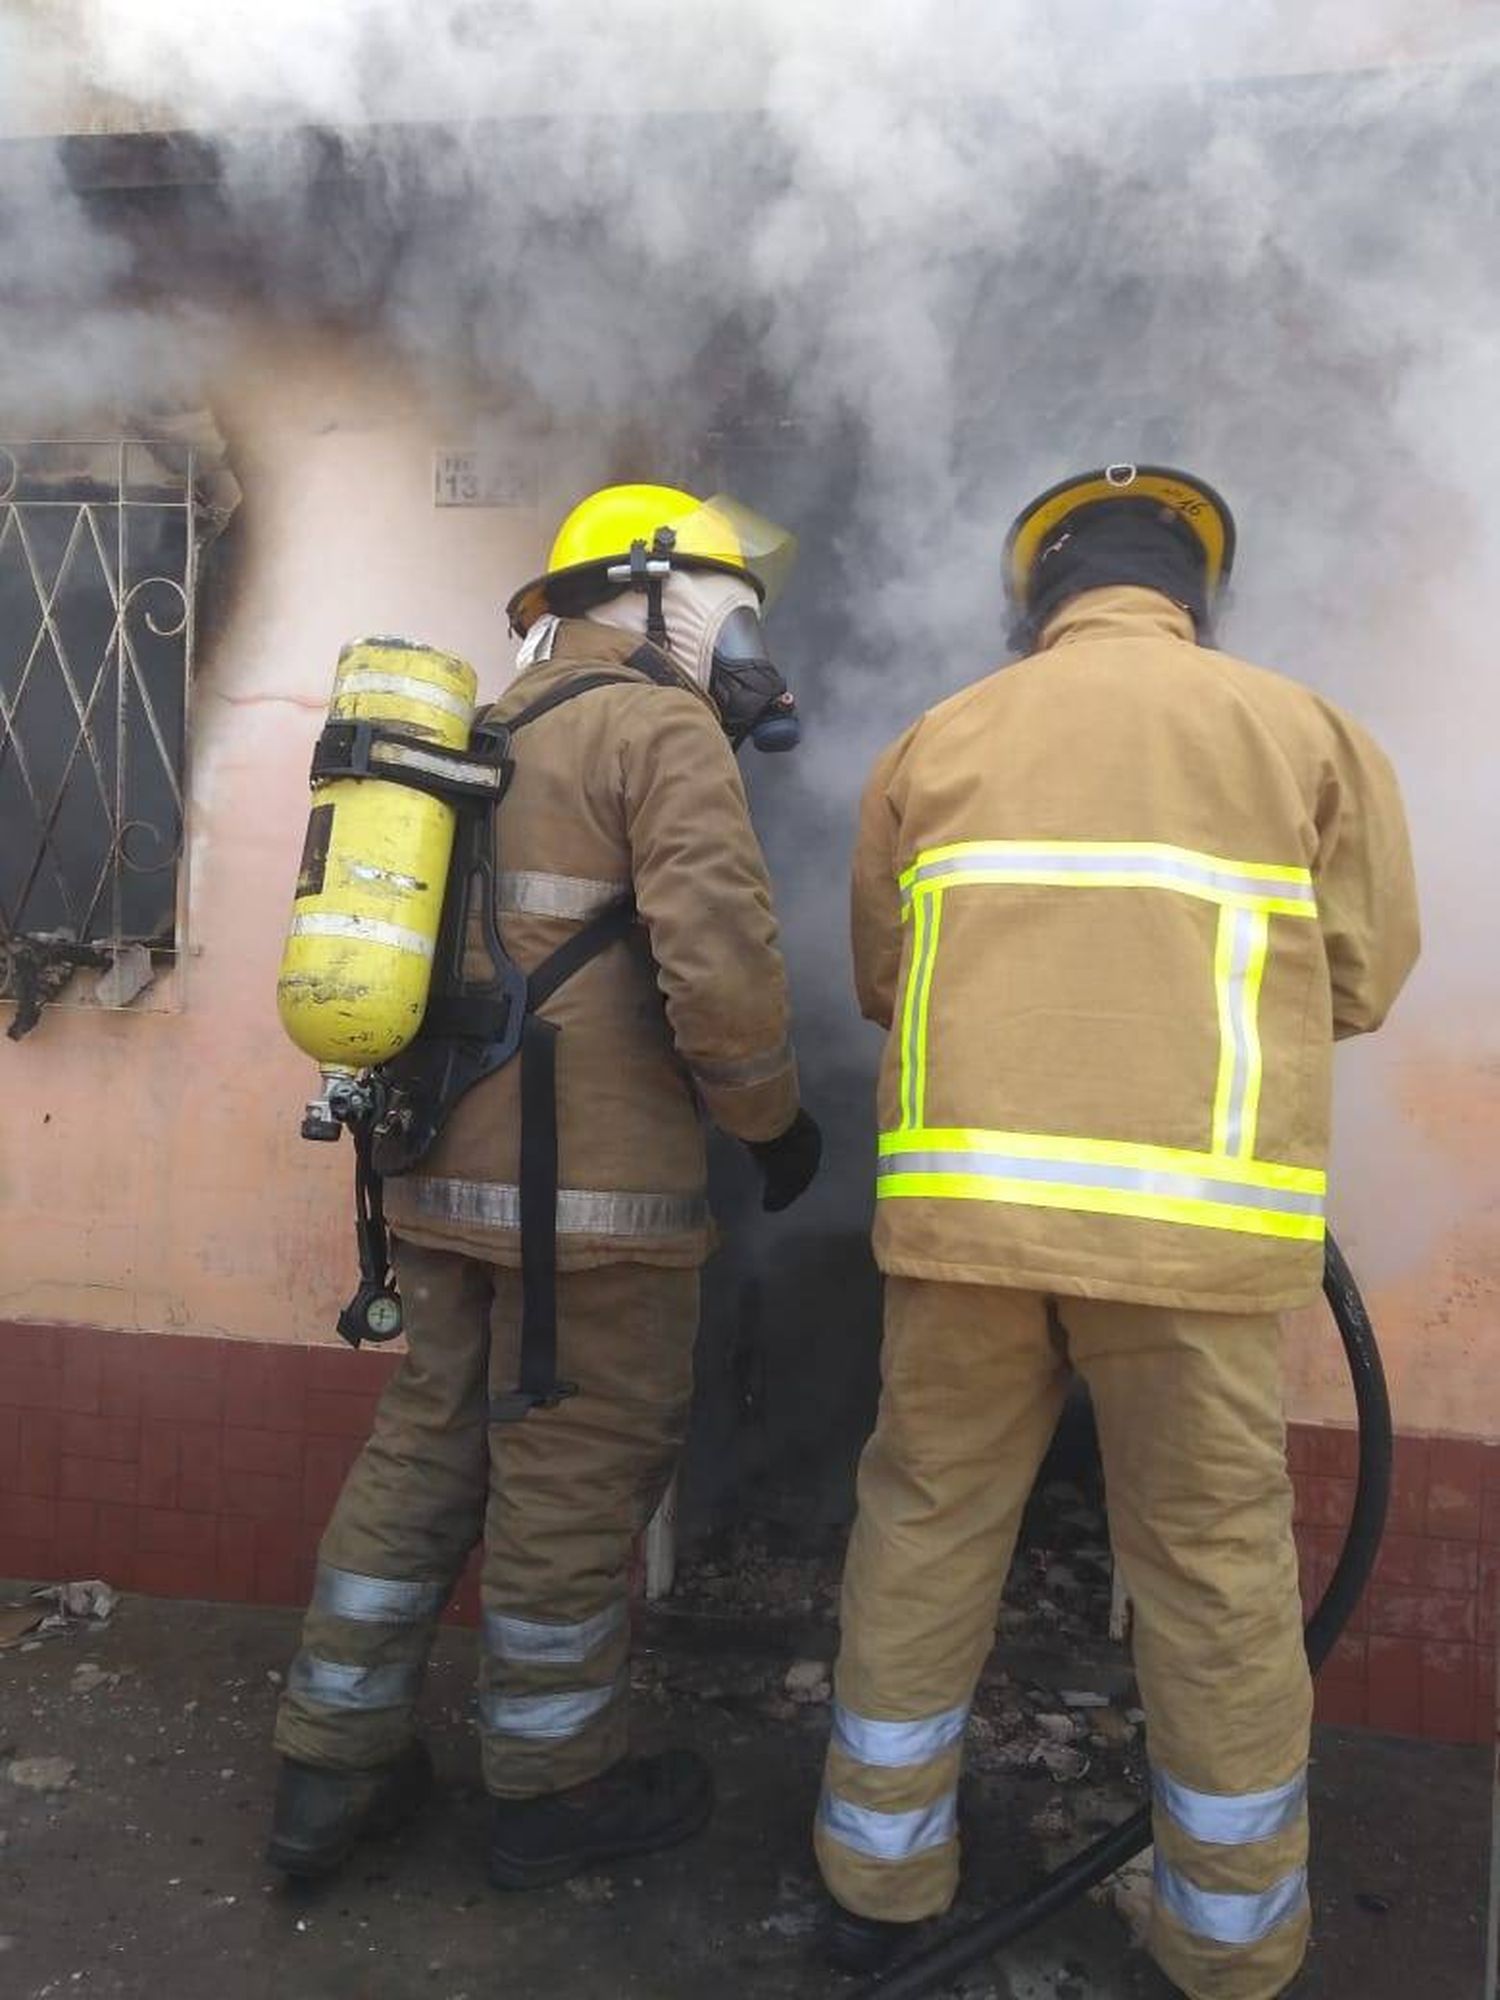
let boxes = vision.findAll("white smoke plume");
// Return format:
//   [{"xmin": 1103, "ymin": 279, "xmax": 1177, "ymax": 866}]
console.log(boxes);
[{"xmin": 3, "ymin": 0, "xmax": 1498, "ymax": 1288}]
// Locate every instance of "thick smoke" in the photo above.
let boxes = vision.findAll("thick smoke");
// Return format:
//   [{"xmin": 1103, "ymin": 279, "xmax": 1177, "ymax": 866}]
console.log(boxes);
[{"xmin": 4, "ymin": 1, "xmax": 1499, "ymax": 1287}]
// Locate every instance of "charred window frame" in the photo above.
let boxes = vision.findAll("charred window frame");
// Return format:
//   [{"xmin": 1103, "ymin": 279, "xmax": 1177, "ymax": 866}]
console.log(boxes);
[{"xmin": 0, "ymin": 439, "xmax": 209, "ymax": 1036}]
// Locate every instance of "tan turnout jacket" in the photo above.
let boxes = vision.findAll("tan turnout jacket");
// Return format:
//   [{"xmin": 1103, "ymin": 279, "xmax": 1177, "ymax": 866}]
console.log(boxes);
[
  {"xmin": 853, "ymin": 586, "xmax": 1419, "ymax": 1312},
  {"xmin": 384, "ymin": 619, "xmax": 800, "ymax": 1269}
]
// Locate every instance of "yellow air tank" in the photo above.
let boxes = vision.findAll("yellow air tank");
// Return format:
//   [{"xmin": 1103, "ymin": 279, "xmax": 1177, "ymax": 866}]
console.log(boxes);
[{"xmin": 277, "ymin": 637, "xmax": 478, "ymax": 1079}]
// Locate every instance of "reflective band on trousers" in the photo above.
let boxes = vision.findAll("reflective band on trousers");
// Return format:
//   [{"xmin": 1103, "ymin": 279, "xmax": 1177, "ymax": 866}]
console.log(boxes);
[
  {"xmin": 480, "ymin": 1677, "xmax": 620, "ymax": 1742},
  {"xmin": 312, "ymin": 1565, "xmax": 447, "ymax": 1625},
  {"xmin": 899, "ymin": 841, "xmax": 1318, "ymax": 918},
  {"xmin": 691, "ymin": 1036, "xmax": 796, "ymax": 1089},
  {"xmin": 818, "ymin": 1788, "xmax": 958, "ymax": 1862},
  {"xmin": 289, "ymin": 912, "xmax": 435, "ymax": 960},
  {"xmin": 483, "ymin": 1600, "xmax": 626, "ymax": 1666},
  {"xmin": 831, "ymin": 1700, "xmax": 969, "ymax": 1768},
  {"xmin": 406, "ymin": 1177, "xmax": 708, "ymax": 1237},
  {"xmin": 497, "ymin": 870, "xmax": 629, "ymax": 922},
  {"xmin": 1153, "ymin": 1766, "xmax": 1307, "ymax": 1846},
  {"xmin": 877, "ymin": 1129, "xmax": 1325, "ymax": 1243},
  {"xmin": 287, "ymin": 1652, "xmax": 422, "ymax": 1711},
  {"xmin": 1154, "ymin": 1853, "xmax": 1309, "ymax": 1946},
  {"xmin": 335, "ymin": 668, "xmax": 473, "ymax": 721}
]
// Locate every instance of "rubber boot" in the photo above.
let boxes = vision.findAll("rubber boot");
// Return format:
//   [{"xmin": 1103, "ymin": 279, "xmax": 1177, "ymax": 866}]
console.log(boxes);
[
  {"xmin": 266, "ymin": 1739, "xmax": 433, "ymax": 1878},
  {"xmin": 487, "ymin": 1747, "xmax": 714, "ymax": 1890},
  {"xmin": 823, "ymin": 1903, "xmax": 926, "ymax": 1977}
]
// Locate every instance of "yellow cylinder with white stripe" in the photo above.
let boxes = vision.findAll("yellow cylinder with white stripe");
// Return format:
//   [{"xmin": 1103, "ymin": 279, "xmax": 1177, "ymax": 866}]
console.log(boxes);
[{"xmin": 277, "ymin": 637, "xmax": 478, "ymax": 1072}]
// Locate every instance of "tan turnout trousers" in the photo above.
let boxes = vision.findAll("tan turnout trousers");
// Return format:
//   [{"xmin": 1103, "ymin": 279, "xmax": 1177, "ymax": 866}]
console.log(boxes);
[
  {"xmin": 274, "ymin": 1240, "xmax": 696, "ymax": 1797},
  {"xmin": 816, "ymin": 1278, "xmax": 1312, "ymax": 2000}
]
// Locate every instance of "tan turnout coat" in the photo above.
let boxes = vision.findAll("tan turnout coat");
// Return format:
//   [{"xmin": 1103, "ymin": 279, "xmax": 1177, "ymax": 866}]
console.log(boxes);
[
  {"xmin": 853, "ymin": 586, "xmax": 1419, "ymax": 1312},
  {"xmin": 384, "ymin": 619, "xmax": 800, "ymax": 1269}
]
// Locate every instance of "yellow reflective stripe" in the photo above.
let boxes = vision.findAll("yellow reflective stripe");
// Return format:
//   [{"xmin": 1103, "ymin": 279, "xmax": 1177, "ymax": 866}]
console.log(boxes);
[
  {"xmin": 899, "ymin": 888, "xmax": 939, "ymax": 1131},
  {"xmin": 1237, "ymin": 911, "xmax": 1270, "ymax": 1158},
  {"xmin": 897, "ymin": 841, "xmax": 1316, "ymax": 918},
  {"xmin": 902, "ymin": 839, "xmax": 1314, "ymax": 887},
  {"xmin": 1212, "ymin": 907, "xmax": 1272, "ymax": 1158},
  {"xmin": 1211, "ymin": 906, "xmax": 1240, "ymax": 1156},
  {"xmin": 911, "ymin": 887, "xmax": 943, "ymax": 1129},
  {"xmin": 876, "ymin": 1170, "xmax": 1324, "ymax": 1242},
  {"xmin": 878, "ymin": 1127, "xmax": 1326, "ymax": 1195}
]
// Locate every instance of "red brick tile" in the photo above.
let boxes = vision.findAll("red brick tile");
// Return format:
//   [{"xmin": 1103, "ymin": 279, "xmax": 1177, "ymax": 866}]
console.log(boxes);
[
  {"xmin": 1284, "ymin": 1425, "xmax": 1316, "ymax": 1475},
  {"xmin": 98, "ymin": 1338, "xmax": 144, "ymax": 1420},
  {"xmin": 60, "ymin": 1455, "xmax": 139, "ymax": 1507},
  {"xmin": 1365, "ymin": 1585, "xmax": 1475, "ymax": 1644},
  {"xmin": 304, "ymin": 1390, "xmax": 379, "ymax": 1438},
  {"xmin": 0, "ymin": 1533, "xmax": 55, "ymax": 1580},
  {"xmin": 92, "ymin": 1504, "xmax": 137, "ymax": 1588},
  {"xmin": 1367, "ymin": 1634, "xmax": 1424, "ymax": 1735},
  {"xmin": 1482, "ymin": 1441, "xmax": 1500, "ymax": 1491},
  {"xmin": 138, "ymin": 1422, "xmax": 180, "ymax": 1509},
  {"xmin": 1420, "ymin": 1642, "xmax": 1478, "ymax": 1745},
  {"xmin": 1387, "ymin": 1435, "xmax": 1430, "ymax": 1538},
  {"xmin": 1372, "ymin": 1535, "xmax": 1480, "ymax": 1596},
  {"xmin": 1426, "ymin": 1439, "xmax": 1487, "ymax": 1543},
  {"xmin": 302, "ymin": 1437, "xmax": 357, "ymax": 1524},
  {"xmin": 4, "ymin": 1492, "xmax": 57, "ymax": 1541},
  {"xmin": 59, "ymin": 1413, "xmax": 140, "ymax": 1463},
  {"xmin": 0, "ymin": 1361, "xmax": 66, "ymax": 1411},
  {"xmin": 1292, "ymin": 1476, "xmax": 1354, "ymax": 1530},
  {"xmin": 156, "ymin": 1334, "xmax": 230, "ymax": 1379},
  {"xmin": 6, "ymin": 1411, "xmax": 61, "ymax": 1496},
  {"xmin": 223, "ymin": 1341, "xmax": 307, "ymax": 1433},
  {"xmin": 1479, "ymin": 1553, "xmax": 1500, "ymax": 1649},
  {"xmin": 53, "ymin": 1499, "xmax": 97, "ymax": 1575},
  {"xmin": 252, "ymin": 1520, "xmax": 320, "ymax": 1607},
  {"xmin": 0, "ymin": 1324, "xmax": 65, "ymax": 1367},
  {"xmin": 1483, "ymin": 1488, "xmax": 1500, "ymax": 1548},
  {"xmin": 1313, "ymin": 1680, "xmax": 1367, "ymax": 1729},
  {"xmin": 1305, "ymin": 1425, "xmax": 1360, "ymax": 1479},
  {"xmin": 223, "ymin": 1427, "xmax": 303, "ymax": 1480},
  {"xmin": 177, "ymin": 1429, "xmax": 223, "ymax": 1514},
  {"xmin": 222, "ymin": 1468, "xmax": 302, "ymax": 1521},
  {"xmin": 1318, "ymin": 1632, "xmax": 1367, "ymax": 1684},
  {"xmin": 0, "ymin": 1407, "xmax": 19, "ymax": 1469},
  {"xmin": 139, "ymin": 1367, "xmax": 224, "ymax": 1425},
  {"xmin": 137, "ymin": 1509, "xmax": 219, "ymax": 1557},
  {"xmin": 216, "ymin": 1516, "xmax": 258, "ymax": 1599},
  {"xmin": 134, "ymin": 1549, "xmax": 219, "ymax": 1600},
  {"xmin": 58, "ymin": 1329, "xmax": 106, "ymax": 1415},
  {"xmin": 1477, "ymin": 1651, "xmax": 1496, "ymax": 1737}
]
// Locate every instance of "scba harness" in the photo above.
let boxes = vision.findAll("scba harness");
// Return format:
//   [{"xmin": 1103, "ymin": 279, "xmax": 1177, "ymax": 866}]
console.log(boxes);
[{"xmin": 309, "ymin": 644, "xmax": 685, "ymax": 1421}]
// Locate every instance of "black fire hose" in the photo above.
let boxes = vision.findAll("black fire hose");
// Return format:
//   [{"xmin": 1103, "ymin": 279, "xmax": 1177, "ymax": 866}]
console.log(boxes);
[{"xmin": 854, "ymin": 1232, "xmax": 1392, "ymax": 2000}]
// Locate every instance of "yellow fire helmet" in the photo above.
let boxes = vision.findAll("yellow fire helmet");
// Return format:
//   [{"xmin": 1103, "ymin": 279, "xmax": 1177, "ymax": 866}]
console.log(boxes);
[
  {"xmin": 1003, "ymin": 463, "xmax": 1236, "ymax": 619},
  {"xmin": 507, "ymin": 483, "xmax": 798, "ymax": 636}
]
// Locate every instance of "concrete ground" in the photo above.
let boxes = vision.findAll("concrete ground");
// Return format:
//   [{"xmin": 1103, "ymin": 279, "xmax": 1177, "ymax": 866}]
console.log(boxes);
[{"xmin": 0, "ymin": 1592, "xmax": 1491, "ymax": 2000}]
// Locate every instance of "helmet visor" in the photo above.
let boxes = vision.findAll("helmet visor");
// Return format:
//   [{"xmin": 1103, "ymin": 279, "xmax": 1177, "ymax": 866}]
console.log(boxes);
[{"xmin": 675, "ymin": 494, "xmax": 799, "ymax": 610}]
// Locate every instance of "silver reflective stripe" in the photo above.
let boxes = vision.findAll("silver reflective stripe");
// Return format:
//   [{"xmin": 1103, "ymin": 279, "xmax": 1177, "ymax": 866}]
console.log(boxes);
[
  {"xmin": 691, "ymin": 1037, "xmax": 795, "ymax": 1089},
  {"xmin": 369, "ymin": 740, "xmax": 507, "ymax": 792},
  {"xmin": 877, "ymin": 1149, "xmax": 1324, "ymax": 1219},
  {"xmin": 1154, "ymin": 1853, "xmax": 1308, "ymax": 1945},
  {"xmin": 817, "ymin": 1788, "xmax": 958, "ymax": 1862},
  {"xmin": 832, "ymin": 1701, "xmax": 969, "ymax": 1769},
  {"xmin": 287, "ymin": 1652, "xmax": 421, "ymax": 1711},
  {"xmin": 289, "ymin": 912, "xmax": 434, "ymax": 960},
  {"xmin": 480, "ymin": 1677, "xmax": 620, "ymax": 1742},
  {"xmin": 312, "ymin": 1565, "xmax": 447, "ymax": 1626},
  {"xmin": 1153, "ymin": 1766, "xmax": 1307, "ymax": 1847},
  {"xmin": 906, "ymin": 846, "xmax": 1316, "ymax": 909},
  {"xmin": 407, "ymin": 1177, "xmax": 708, "ymax": 1237},
  {"xmin": 497, "ymin": 870, "xmax": 628, "ymax": 922},
  {"xmin": 483, "ymin": 1600, "xmax": 627, "ymax": 1666},
  {"xmin": 335, "ymin": 669, "xmax": 473, "ymax": 721}
]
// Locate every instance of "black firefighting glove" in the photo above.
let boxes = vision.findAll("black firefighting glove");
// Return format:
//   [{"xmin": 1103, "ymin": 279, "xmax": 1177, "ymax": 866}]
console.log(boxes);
[{"xmin": 746, "ymin": 1108, "xmax": 823, "ymax": 1213}]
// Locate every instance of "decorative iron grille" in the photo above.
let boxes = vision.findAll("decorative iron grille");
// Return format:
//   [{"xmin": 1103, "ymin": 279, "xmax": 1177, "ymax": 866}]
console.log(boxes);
[{"xmin": 0, "ymin": 441, "xmax": 197, "ymax": 969}]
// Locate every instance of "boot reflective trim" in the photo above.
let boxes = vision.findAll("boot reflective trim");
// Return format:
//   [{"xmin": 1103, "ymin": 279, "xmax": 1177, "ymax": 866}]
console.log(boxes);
[
  {"xmin": 312, "ymin": 1565, "xmax": 448, "ymax": 1626},
  {"xmin": 900, "ymin": 841, "xmax": 1317, "ymax": 919},
  {"xmin": 480, "ymin": 1676, "xmax": 621, "ymax": 1742},
  {"xmin": 1154, "ymin": 1853, "xmax": 1309, "ymax": 1945},
  {"xmin": 482, "ymin": 1600, "xmax": 627, "ymax": 1666},
  {"xmin": 690, "ymin": 1037, "xmax": 795, "ymax": 1089},
  {"xmin": 287, "ymin": 1653, "xmax": 422, "ymax": 1710},
  {"xmin": 831, "ymin": 1700, "xmax": 969, "ymax": 1768},
  {"xmin": 497, "ymin": 870, "xmax": 628, "ymax": 922},
  {"xmin": 407, "ymin": 1178, "xmax": 707, "ymax": 1238},
  {"xmin": 1153, "ymin": 1765, "xmax": 1307, "ymax": 1846},
  {"xmin": 818, "ymin": 1787, "xmax": 957, "ymax": 1862}
]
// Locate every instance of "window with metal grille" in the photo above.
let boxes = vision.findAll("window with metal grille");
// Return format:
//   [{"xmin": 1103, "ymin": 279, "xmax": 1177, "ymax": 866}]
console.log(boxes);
[{"xmin": 0, "ymin": 440, "xmax": 201, "ymax": 1030}]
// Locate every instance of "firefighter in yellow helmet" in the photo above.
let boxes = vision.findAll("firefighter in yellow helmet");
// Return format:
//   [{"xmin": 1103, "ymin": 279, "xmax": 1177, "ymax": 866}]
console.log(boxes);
[
  {"xmin": 269, "ymin": 483, "xmax": 820, "ymax": 1886},
  {"xmin": 816, "ymin": 466, "xmax": 1419, "ymax": 1999}
]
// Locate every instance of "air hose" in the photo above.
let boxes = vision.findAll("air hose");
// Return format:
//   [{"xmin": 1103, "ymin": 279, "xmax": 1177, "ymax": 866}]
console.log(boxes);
[{"xmin": 855, "ymin": 1233, "xmax": 1392, "ymax": 2000}]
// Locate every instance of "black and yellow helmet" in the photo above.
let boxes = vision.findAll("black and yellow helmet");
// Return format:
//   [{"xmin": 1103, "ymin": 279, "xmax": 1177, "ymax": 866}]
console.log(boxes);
[{"xmin": 1003, "ymin": 463, "xmax": 1236, "ymax": 643}]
